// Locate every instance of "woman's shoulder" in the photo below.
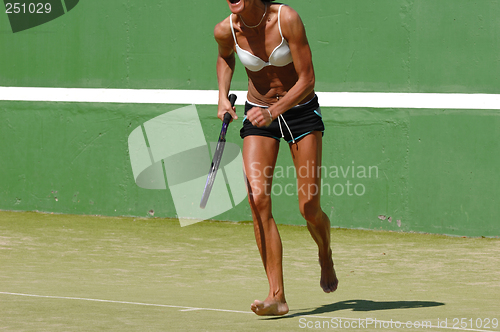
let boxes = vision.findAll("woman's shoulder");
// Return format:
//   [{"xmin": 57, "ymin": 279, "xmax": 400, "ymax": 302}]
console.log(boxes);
[
  {"xmin": 273, "ymin": 3, "xmax": 305, "ymax": 39},
  {"xmin": 275, "ymin": 3, "xmax": 301, "ymax": 25},
  {"xmin": 214, "ymin": 15, "xmax": 232, "ymax": 39}
]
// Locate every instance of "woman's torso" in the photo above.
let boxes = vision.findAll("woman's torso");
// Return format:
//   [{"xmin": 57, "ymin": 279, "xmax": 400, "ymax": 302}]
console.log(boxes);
[{"xmin": 230, "ymin": 4, "xmax": 315, "ymax": 106}]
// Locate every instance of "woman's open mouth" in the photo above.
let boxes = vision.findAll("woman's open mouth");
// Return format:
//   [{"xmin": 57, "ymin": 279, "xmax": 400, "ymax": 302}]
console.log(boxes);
[{"xmin": 229, "ymin": 0, "xmax": 240, "ymax": 4}]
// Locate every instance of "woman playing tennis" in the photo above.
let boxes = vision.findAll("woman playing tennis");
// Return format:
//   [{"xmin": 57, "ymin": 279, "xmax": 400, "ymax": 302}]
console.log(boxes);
[{"xmin": 214, "ymin": 0, "xmax": 338, "ymax": 316}]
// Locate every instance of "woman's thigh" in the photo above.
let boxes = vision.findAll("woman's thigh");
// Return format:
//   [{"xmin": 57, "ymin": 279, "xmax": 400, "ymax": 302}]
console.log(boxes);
[
  {"xmin": 288, "ymin": 131, "xmax": 323, "ymax": 216},
  {"xmin": 243, "ymin": 135, "xmax": 280, "ymax": 212}
]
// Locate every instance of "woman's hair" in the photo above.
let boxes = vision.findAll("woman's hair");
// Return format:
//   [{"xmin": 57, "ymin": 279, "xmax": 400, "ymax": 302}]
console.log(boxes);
[{"xmin": 261, "ymin": 0, "xmax": 276, "ymax": 2}]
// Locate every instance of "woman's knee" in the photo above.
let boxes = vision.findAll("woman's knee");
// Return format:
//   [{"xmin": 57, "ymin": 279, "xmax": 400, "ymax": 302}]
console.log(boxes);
[
  {"xmin": 299, "ymin": 199, "xmax": 322, "ymax": 223},
  {"xmin": 248, "ymin": 190, "xmax": 272, "ymax": 213}
]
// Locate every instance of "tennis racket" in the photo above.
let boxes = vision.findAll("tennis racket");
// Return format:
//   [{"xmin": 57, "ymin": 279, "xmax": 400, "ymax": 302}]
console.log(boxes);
[{"xmin": 200, "ymin": 93, "xmax": 237, "ymax": 209}]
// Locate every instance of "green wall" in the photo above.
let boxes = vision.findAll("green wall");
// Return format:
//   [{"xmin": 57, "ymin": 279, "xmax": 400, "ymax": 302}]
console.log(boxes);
[{"xmin": 1, "ymin": 0, "xmax": 499, "ymax": 236}]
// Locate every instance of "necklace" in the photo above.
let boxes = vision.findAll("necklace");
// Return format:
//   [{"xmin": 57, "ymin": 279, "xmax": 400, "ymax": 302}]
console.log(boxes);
[{"xmin": 239, "ymin": 4, "xmax": 267, "ymax": 29}]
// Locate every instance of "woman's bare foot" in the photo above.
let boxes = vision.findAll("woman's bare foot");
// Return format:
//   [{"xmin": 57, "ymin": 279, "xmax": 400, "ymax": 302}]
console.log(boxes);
[
  {"xmin": 319, "ymin": 250, "xmax": 338, "ymax": 293},
  {"xmin": 250, "ymin": 297, "xmax": 289, "ymax": 316}
]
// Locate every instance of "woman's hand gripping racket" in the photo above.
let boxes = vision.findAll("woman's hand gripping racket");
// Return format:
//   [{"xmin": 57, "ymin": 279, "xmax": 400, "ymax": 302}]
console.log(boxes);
[{"xmin": 200, "ymin": 94, "xmax": 237, "ymax": 209}]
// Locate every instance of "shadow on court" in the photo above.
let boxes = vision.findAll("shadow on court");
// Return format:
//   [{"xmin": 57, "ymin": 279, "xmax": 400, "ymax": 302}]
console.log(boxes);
[{"xmin": 265, "ymin": 300, "xmax": 445, "ymax": 320}]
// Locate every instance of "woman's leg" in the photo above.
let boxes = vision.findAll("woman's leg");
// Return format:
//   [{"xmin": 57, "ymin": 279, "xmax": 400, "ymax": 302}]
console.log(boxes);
[
  {"xmin": 243, "ymin": 135, "xmax": 289, "ymax": 316},
  {"xmin": 289, "ymin": 131, "xmax": 338, "ymax": 293}
]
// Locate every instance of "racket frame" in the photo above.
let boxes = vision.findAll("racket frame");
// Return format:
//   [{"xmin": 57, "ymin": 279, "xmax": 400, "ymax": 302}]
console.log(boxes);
[{"xmin": 200, "ymin": 94, "xmax": 237, "ymax": 209}]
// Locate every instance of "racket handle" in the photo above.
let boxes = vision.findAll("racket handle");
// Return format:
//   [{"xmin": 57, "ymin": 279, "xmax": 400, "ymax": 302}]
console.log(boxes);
[
  {"xmin": 223, "ymin": 94, "xmax": 237, "ymax": 125},
  {"xmin": 228, "ymin": 93, "xmax": 237, "ymax": 107},
  {"xmin": 222, "ymin": 112, "xmax": 232, "ymax": 125}
]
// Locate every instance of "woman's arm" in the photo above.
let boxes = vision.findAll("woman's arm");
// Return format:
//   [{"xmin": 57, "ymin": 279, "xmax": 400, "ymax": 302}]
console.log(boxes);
[
  {"xmin": 268, "ymin": 5, "xmax": 315, "ymax": 118},
  {"xmin": 247, "ymin": 6, "xmax": 315, "ymax": 127},
  {"xmin": 214, "ymin": 19, "xmax": 238, "ymax": 121}
]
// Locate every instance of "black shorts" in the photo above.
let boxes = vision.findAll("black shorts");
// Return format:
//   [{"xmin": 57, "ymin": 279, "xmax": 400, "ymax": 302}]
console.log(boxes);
[{"xmin": 240, "ymin": 95, "xmax": 325, "ymax": 143}]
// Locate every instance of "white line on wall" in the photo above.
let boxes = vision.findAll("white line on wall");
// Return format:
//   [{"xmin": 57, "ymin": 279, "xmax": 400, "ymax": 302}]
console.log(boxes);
[{"xmin": 1, "ymin": 87, "xmax": 500, "ymax": 109}]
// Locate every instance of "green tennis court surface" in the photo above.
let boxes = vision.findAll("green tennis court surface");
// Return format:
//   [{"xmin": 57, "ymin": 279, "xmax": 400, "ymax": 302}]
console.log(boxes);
[{"xmin": 1, "ymin": 211, "xmax": 498, "ymax": 331}]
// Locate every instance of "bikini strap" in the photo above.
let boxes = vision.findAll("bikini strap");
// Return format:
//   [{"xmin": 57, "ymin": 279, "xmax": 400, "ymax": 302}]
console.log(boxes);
[
  {"xmin": 229, "ymin": 14, "xmax": 239, "ymax": 46},
  {"xmin": 277, "ymin": 4, "xmax": 285, "ymax": 38}
]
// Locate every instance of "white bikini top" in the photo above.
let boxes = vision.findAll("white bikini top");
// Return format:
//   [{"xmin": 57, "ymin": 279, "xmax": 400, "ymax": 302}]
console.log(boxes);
[{"xmin": 230, "ymin": 4, "xmax": 293, "ymax": 72}]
